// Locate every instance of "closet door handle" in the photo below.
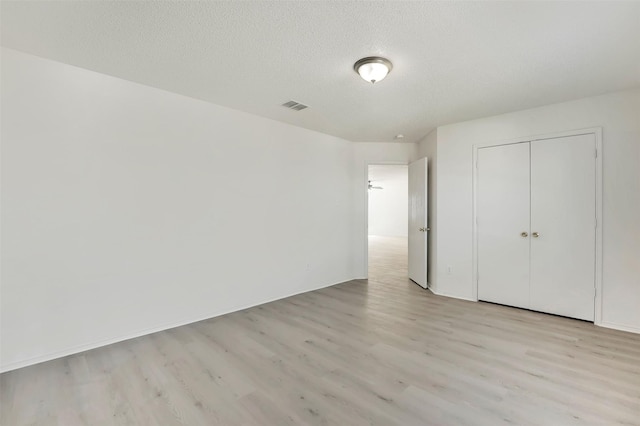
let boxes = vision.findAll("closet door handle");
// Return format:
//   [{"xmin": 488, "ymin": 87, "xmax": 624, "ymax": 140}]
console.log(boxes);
[
  {"xmin": 532, "ymin": 232, "xmax": 539, "ymax": 238},
  {"xmin": 521, "ymin": 232, "xmax": 528, "ymax": 238}
]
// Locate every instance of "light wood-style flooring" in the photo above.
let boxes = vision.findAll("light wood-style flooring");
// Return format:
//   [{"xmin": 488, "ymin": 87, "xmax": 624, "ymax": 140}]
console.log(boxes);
[{"xmin": 2, "ymin": 236, "xmax": 639, "ymax": 425}]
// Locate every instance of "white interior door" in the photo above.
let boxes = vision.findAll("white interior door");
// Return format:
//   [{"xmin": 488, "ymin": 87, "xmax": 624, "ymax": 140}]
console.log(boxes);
[
  {"xmin": 477, "ymin": 143, "xmax": 531, "ymax": 308},
  {"xmin": 408, "ymin": 158, "xmax": 428, "ymax": 288},
  {"xmin": 530, "ymin": 134, "xmax": 596, "ymax": 321}
]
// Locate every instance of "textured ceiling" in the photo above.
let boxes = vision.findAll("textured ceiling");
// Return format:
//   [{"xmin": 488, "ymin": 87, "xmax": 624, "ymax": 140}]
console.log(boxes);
[{"xmin": 2, "ymin": 1, "xmax": 639, "ymax": 143}]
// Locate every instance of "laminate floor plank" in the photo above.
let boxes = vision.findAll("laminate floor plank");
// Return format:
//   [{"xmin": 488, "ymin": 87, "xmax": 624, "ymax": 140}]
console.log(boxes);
[{"xmin": 1, "ymin": 236, "xmax": 639, "ymax": 425}]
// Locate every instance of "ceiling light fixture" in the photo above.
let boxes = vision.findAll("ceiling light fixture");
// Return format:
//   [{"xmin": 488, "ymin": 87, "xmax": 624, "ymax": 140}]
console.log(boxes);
[{"xmin": 353, "ymin": 56, "xmax": 393, "ymax": 84}]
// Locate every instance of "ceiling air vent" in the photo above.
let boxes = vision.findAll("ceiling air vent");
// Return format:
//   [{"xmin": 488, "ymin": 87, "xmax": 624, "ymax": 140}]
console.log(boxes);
[{"xmin": 281, "ymin": 100, "xmax": 309, "ymax": 111}]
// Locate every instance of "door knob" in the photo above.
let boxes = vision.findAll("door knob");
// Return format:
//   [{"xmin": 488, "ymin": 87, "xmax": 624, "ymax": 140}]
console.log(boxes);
[
  {"xmin": 426, "ymin": 227, "xmax": 431, "ymax": 231},
  {"xmin": 521, "ymin": 232, "xmax": 528, "ymax": 237},
  {"xmin": 532, "ymin": 232, "xmax": 539, "ymax": 238},
  {"xmin": 419, "ymin": 227, "xmax": 424, "ymax": 232}
]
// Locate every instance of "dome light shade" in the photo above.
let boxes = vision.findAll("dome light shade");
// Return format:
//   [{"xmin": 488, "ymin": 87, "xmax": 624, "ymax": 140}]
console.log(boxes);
[{"xmin": 354, "ymin": 57, "xmax": 393, "ymax": 84}]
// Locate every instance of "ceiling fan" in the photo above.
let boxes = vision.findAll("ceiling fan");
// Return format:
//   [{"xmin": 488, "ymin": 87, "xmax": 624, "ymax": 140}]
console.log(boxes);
[{"xmin": 368, "ymin": 180, "xmax": 383, "ymax": 190}]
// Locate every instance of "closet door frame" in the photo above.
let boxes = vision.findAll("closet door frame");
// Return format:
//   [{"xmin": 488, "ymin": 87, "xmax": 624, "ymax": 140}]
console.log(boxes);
[{"xmin": 472, "ymin": 127, "xmax": 603, "ymax": 324}]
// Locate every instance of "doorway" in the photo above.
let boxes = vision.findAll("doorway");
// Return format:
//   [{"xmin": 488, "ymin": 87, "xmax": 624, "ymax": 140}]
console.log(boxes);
[{"xmin": 367, "ymin": 164, "xmax": 409, "ymax": 283}]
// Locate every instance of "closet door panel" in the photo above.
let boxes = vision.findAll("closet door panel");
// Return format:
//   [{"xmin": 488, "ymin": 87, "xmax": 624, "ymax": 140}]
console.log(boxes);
[
  {"xmin": 530, "ymin": 134, "xmax": 596, "ymax": 321},
  {"xmin": 477, "ymin": 142, "xmax": 531, "ymax": 309}
]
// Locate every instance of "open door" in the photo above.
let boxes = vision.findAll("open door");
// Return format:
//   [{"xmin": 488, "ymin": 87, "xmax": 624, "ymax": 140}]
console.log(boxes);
[{"xmin": 408, "ymin": 158, "xmax": 428, "ymax": 288}]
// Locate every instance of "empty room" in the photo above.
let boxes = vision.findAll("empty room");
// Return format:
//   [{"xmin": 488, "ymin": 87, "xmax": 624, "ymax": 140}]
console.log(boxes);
[{"xmin": 1, "ymin": 1, "xmax": 639, "ymax": 425}]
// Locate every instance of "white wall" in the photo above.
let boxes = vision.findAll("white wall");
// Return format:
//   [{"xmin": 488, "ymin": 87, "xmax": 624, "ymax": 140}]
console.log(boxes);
[
  {"xmin": 352, "ymin": 143, "xmax": 417, "ymax": 278},
  {"xmin": 434, "ymin": 89, "xmax": 640, "ymax": 332},
  {"xmin": 368, "ymin": 165, "xmax": 408, "ymax": 237},
  {"xmin": 0, "ymin": 48, "xmax": 359, "ymax": 371},
  {"xmin": 416, "ymin": 130, "xmax": 437, "ymax": 286}
]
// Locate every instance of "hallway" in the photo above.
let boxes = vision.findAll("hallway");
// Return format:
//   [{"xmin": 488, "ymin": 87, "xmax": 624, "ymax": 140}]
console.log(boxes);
[{"xmin": 368, "ymin": 235, "xmax": 413, "ymax": 287}]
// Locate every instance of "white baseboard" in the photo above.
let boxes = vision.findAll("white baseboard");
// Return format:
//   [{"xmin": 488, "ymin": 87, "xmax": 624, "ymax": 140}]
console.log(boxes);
[
  {"xmin": 0, "ymin": 278, "xmax": 352, "ymax": 373},
  {"xmin": 428, "ymin": 286, "xmax": 478, "ymax": 302},
  {"xmin": 427, "ymin": 288, "xmax": 639, "ymax": 334},
  {"xmin": 598, "ymin": 321, "xmax": 640, "ymax": 335}
]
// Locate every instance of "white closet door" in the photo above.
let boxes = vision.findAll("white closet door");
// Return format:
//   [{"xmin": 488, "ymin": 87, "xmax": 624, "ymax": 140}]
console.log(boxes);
[
  {"xmin": 530, "ymin": 134, "xmax": 596, "ymax": 321},
  {"xmin": 408, "ymin": 158, "xmax": 428, "ymax": 288},
  {"xmin": 477, "ymin": 143, "xmax": 531, "ymax": 308}
]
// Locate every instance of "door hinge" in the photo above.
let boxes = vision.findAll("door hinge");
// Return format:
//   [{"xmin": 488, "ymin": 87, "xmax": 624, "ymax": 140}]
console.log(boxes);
[
  {"xmin": 595, "ymin": 149, "xmax": 598, "ymax": 158},
  {"xmin": 595, "ymin": 217, "xmax": 597, "ymax": 228}
]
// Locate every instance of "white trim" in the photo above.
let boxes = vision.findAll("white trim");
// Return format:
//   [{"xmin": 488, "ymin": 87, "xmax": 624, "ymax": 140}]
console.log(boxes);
[
  {"xmin": 472, "ymin": 147, "xmax": 479, "ymax": 301},
  {"xmin": 599, "ymin": 321, "xmax": 640, "ymax": 335},
  {"xmin": 363, "ymin": 161, "xmax": 409, "ymax": 278},
  {"xmin": 428, "ymin": 286, "xmax": 477, "ymax": 302},
  {"xmin": 472, "ymin": 127, "xmax": 603, "ymax": 325},
  {"xmin": 471, "ymin": 127, "xmax": 601, "ymax": 150},
  {"xmin": 0, "ymin": 278, "xmax": 351, "ymax": 373},
  {"xmin": 594, "ymin": 128, "xmax": 603, "ymax": 326}
]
